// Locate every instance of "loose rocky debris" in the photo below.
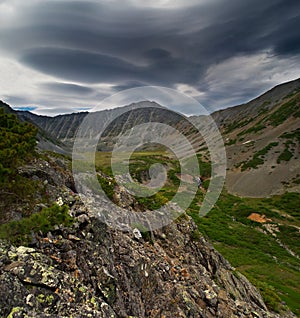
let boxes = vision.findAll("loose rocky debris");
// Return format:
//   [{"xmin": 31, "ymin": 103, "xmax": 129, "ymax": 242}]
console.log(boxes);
[
  {"xmin": 0, "ymin": 196, "xmax": 296, "ymax": 317},
  {"xmin": 263, "ymin": 224, "xmax": 280, "ymax": 237},
  {"xmin": 1, "ymin": 153, "xmax": 76, "ymax": 226},
  {"xmin": 17, "ymin": 154, "xmax": 76, "ymax": 203}
]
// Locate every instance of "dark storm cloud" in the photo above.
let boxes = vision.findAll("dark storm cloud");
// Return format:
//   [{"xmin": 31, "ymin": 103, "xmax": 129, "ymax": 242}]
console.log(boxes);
[
  {"xmin": 22, "ymin": 48, "xmax": 144, "ymax": 84},
  {"xmin": 271, "ymin": 16, "xmax": 300, "ymax": 55},
  {"xmin": 0, "ymin": 0, "xmax": 300, "ymax": 114},
  {"xmin": 17, "ymin": 1, "xmax": 299, "ymax": 71},
  {"xmin": 4, "ymin": 95, "xmax": 33, "ymax": 106},
  {"xmin": 21, "ymin": 46, "xmax": 200, "ymax": 86},
  {"xmin": 185, "ymin": 0, "xmax": 300, "ymax": 63},
  {"xmin": 201, "ymin": 83, "xmax": 270, "ymax": 112},
  {"xmin": 112, "ymin": 81, "xmax": 147, "ymax": 91},
  {"xmin": 144, "ymin": 49, "xmax": 172, "ymax": 60},
  {"xmin": 40, "ymin": 82, "xmax": 95, "ymax": 96}
]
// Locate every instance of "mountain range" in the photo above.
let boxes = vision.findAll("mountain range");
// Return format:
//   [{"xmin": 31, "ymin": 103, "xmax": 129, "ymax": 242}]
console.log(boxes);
[{"xmin": 13, "ymin": 77, "xmax": 300, "ymax": 197}]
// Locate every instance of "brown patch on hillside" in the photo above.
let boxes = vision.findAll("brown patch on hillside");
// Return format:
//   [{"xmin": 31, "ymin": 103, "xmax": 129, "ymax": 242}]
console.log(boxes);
[{"xmin": 247, "ymin": 213, "xmax": 272, "ymax": 223}]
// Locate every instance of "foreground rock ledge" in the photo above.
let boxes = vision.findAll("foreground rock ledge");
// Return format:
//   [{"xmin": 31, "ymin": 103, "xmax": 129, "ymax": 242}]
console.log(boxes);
[{"xmin": 0, "ymin": 204, "xmax": 296, "ymax": 317}]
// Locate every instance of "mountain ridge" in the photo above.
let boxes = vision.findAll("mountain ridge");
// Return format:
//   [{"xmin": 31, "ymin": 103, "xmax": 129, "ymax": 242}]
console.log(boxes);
[
  {"xmin": 2, "ymin": 78, "xmax": 300, "ymax": 197},
  {"xmin": 212, "ymin": 78, "xmax": 300, "ymax": 126}
]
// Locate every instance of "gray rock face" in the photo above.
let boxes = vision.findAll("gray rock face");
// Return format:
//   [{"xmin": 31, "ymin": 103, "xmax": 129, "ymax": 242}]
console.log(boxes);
[
  {"xmin": 0, "ymin": 198, "xmax": 296, "ymax": 317},
  {"xmin": 0, "ymin": 154, "xmax": 76, "ymax": 225}
]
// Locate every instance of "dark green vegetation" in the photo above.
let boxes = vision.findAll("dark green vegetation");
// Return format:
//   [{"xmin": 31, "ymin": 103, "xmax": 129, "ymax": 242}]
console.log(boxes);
[
  {"xmin": 96, "ymin": 150, "xmax": 180, "ymax": 210},
  {"xmin": 277, "ymin": 142, "xmax": 294, "ymax": 163},
  {"xmin": 233, "ymin": 94, "xmax": 299, "ymax": 134},
  {"xmin": 224, "ymin": 118, "xmax": 253, "ymax": 134},
  {"xmin": 240, "ymin": 142, "xmax": 279, "ymax": 171},
  {"xmin": 237, "ymin": 123, "xmax": 266, "ymax": 136},
  {"xmin": 96, "ymin": 149, "xmax": 300, "ymax": 315},
  {"xmin": 0, "ymin": 108, "xmax": 37, "ymax": 180},
  {"xmin": 276, "ymin": 128, "xmax": 300, "ymax": 164},
  {"xmin": 97, "ymin": 174, "xmax": 116, "ymax": 201},
  {"xmin": 225, "ymin": 138, "xmax": 237, "ymax": 146},
  {"xmin": 194, "ymin": 191, "xmax": 300, "ymax": 315},
  {"xmin": 266, "ymin": 95, "xmax": 300, "ymax": 126},
  {"xmin": 222, "ymin": 93, "xmax": 300, "ymax": 143},
  {"xmin": 280, "ymin": 127, "xmax": 300, "ymax": 144},
  {"xmin": 95, "ymin": 150, "xmax": 212, "ymax": 211},
  {"xmin": 0, "ymin": 204, "xmax": 73, "ymax": 245},
  {"xmin": 184, "ymin": 180, "xmax": 300, "ymax": 315},
  {"xmin": 0, "ymin": 107, "xmax": 40, "ymax": 217},
  {"xmin": 0, "ymin": 106, "xmax": 74, "ymax": 244}
]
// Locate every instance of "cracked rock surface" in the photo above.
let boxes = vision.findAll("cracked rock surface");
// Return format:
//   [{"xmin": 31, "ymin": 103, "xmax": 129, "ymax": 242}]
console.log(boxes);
[
  {"xmin": 0, "ymin": 201, "xmax": 296, "ymax": 317},
  {"xmin": 0, "ymin": 156, "xmax": 296, "ymax": 317}
]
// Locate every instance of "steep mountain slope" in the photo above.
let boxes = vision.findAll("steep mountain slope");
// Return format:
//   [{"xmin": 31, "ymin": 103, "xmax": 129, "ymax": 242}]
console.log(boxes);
[
  {"xmin": 216, "ymin": 79, "xmax": 300, "ymax": 197},
  {"xmin": 18, "ymin": 110, "xmax": 88, "ymax": 147},
  {"xmin": 15, "ymin": 78, "xmax": 300, "ymax": 197},
  {"xmin": 212, "ymin": 78, "xmax": 300, "ymax": 126},
  {"xmin": 0, "ymin": 100, "xmax": 16, "ymax": 114},
  {"xmin": 0, "ymin": 100, "xmax": 70, "ymax": 155},
  {"xmin": 17, "ymin": 101, "xmax": 183, "ymax": 151}
]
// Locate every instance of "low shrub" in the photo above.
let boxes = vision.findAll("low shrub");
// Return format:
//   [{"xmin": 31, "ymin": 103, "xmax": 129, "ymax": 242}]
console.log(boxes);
[{"xmin": 0, "ymin": 204, "xmax": 73, "ymax": 245}]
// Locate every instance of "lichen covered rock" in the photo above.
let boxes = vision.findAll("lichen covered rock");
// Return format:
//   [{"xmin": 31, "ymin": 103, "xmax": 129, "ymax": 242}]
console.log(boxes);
[{"xmin": 0, "ymin": 202, "xmax": 296, "ymax": 317}]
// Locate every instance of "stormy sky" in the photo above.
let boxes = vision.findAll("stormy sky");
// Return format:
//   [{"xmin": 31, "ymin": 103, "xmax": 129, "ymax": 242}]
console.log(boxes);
[{"xmin": 0, "ymin": 0, "xmax": 300, "ymax": 115}]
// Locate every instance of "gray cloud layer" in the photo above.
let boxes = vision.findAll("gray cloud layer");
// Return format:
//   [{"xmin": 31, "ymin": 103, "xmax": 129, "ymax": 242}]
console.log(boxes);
[{"xmin": 0, "ymin": 0, "xmax": 299, "ymax": 114}]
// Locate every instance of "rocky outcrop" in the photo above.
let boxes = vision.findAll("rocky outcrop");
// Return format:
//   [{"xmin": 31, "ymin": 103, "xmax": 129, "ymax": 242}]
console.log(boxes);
[
  {"xmin": 17, "ymin": 155, "xmax": 76, "ymax": 200},
  {"xmin": 0, "ymin": 154, "xmax": 76, "ymax": 225},
  {"xmin": 0, "ymin": 136, "xmax": 297, "ymax": 317},
  {"xmin": 0, "ymin": 194, "xmax": 296, "ymax": 317}
]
